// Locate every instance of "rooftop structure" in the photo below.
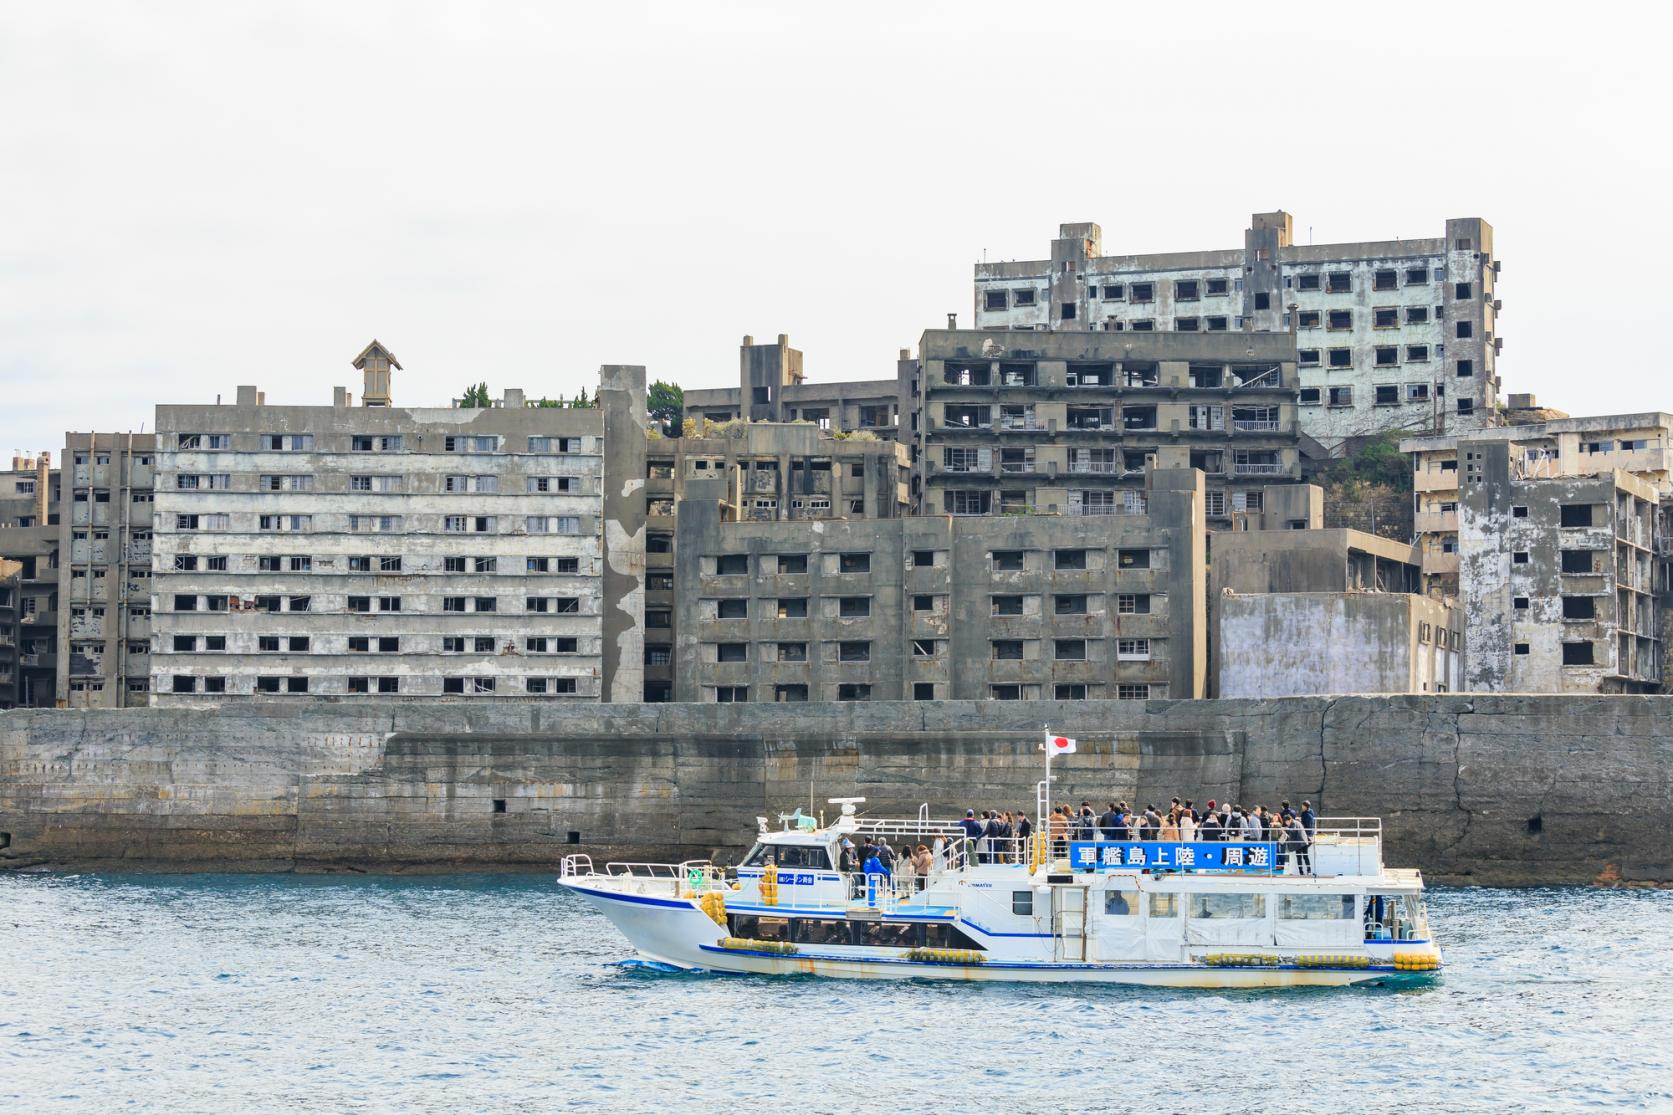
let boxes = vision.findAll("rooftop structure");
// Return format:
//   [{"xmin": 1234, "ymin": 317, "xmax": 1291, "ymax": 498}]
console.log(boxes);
[{"xmin": 973, "ymin": 214, "xmax": 1502, "ymax": 449}]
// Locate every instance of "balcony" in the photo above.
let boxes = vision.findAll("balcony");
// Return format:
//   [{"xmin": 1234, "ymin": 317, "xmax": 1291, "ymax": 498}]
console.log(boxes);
[
  {"xmin": 998, "ymin": 462, "xmax": 1037, "ymax": 474},
  {"xmin": 1066, "ymin": 459, "xmax": 1120, "ymax": 474},
  {"xmin": 1231, "ymin": 419, "xmax": 1281, "ymax": 432},
  {"xmin": 1413, "ymin": 510, "xmax": 1458, "ymax": 534},
  {"xmin": 1424, "ymin": 551, "xmax": 1460, "ymax": 576},
  {"xmin": 1231, "ymin": 462, "xmax": 1287, "ymax": 476},
  {"xmin": 1414, "ymin": 469, "xmax": 1459, "ymax": 493}
]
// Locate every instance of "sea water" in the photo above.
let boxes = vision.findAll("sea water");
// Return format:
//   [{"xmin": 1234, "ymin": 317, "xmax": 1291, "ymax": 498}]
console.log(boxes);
[{"xmin": 1, "ymin": 874, "xmax": 1669, "ymax": 1113}]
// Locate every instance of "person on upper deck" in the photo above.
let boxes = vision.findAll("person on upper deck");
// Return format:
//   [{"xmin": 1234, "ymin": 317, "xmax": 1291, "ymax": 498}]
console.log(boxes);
[
  {"xmin": 913, "ymin": 843, "xmax": 933, "ymax": 878},
  {"xmin": 1285, "ymin": 814, "xmax": 1310, "ymax": 875},
  {"xmin": 1199, "ymin": 809, "xmax": 1222, "ymax": 842},
  {"xmin": 1048, "ymin": 808, "xmax": 1068, "ymax": 857},
  {"xmin": 839, "ymin": 838, "xmax": 857, "ymax": 874},
  {"xmin": 1098, "ymin": 802, "xmax": 1120, "ymax": 841},
  {"xmin": 1159, "ymin": 809, "xmax": 1180, "ymax": 842},
  {"xmin": 960, "ymin": 810, "xmax": 984, "ymax": 866},
  {"xmin": 1179, "ymin": 807, "xmax": 1196, "ymax": 842},
  {"xmin": 1300, "ymin": 801, "xmax": 1317, "ymax": 838},
  {"xmin": 1015, "ymin": 811, "xmax": 1032, "ymax": 848},
  {"xmin": 863, "ymin": 849, "xmax": 889, "ymax": 878}
]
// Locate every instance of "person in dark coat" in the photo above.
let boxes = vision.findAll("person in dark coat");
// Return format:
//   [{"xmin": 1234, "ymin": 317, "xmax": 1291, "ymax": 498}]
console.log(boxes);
[{"xmin": 1199, "ymin": 810, "xmax": 1222, "ymax": 842}]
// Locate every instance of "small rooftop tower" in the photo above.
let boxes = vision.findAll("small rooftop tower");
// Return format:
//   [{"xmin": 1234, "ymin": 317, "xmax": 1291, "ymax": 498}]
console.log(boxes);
[{"xmin": 352, "ymin": 339, "xmax": 401, "ymax": 407}]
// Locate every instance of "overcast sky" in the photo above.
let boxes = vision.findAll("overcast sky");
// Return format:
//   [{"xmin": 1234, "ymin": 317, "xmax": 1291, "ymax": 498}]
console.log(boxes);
[{"xmin": 2, "ymin": 2, "xmax": 1666, "ymax": 453}]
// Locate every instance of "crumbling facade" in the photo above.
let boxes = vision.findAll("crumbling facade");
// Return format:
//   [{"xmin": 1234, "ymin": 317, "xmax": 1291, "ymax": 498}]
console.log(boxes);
[
  {"xmin": 1458, "ymin": 442, "xmax": 1662, "ymax": 693},
  {"xmin": 0, "ymin": 454, "xmax": 61, "ymax": 706},
  {"xmin": 912, "ymin": 329, "xmax": 1302, "ymax": 526},
  {"xmin": 673, "ymin": 469, "xmax": 1207, "ymax": 703},
  {"xmin": 974, "ymin": 214, "xmax": 1502, "ymax": 448},
  {"xmin": 1402, "ymin": 412, "xmax": 1673, "ymax": 594},
  {"xmin": 1212, "ymin": 528, "xmax": 1460, "ymax": 697},
  {"xmin": 149, "ymin": 343, "xmax": 646, "ymax": 704},
  {"xmin": 56, "ymin": 433, "xmax": 157, "ymax": 707},
  {"xmin": 642, "ymin": 423, "xmax": 911, "ymax": 701}
]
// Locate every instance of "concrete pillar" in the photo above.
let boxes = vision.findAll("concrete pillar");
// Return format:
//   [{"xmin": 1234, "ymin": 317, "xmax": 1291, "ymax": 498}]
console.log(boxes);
[{"xmin": 599, "ymin": 365, "xmax": 647, "ymax": 703}]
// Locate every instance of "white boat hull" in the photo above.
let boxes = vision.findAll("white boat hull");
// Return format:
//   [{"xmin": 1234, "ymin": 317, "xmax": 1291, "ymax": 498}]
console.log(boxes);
[{"xmin": 562, "ymin": 879, "xmax": 1436, "ymax": 989}]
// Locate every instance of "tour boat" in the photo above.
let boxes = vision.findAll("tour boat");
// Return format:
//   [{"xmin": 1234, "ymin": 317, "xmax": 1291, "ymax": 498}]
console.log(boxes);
[{"xmin": 558, "ymin": 795, "xmax": 1441, "ymax": 988}]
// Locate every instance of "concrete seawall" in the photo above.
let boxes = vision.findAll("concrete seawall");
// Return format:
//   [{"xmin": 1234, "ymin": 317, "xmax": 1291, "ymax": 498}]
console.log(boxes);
[{"xmin": 2, "ymin": 696, "xmax": 1669, "ymax": 886}]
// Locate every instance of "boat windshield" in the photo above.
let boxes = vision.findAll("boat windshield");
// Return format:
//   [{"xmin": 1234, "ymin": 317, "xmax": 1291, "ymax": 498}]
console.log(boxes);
[{"xmin": 739, "ymin": 843, "xmax": 833, "ymax": 870}]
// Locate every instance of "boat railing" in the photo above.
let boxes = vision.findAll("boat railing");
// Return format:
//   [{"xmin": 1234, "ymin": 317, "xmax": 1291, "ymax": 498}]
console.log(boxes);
[{"xmin": 559, "ymin": 853, "xmax": 595, "ymax": 879}]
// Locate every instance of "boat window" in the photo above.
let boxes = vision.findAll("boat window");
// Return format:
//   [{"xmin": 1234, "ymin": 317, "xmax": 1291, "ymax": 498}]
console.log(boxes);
[
  {"xmin": 1280, "ymin": 894, "xmax": 1356, "ymax": 920},
  {"xmin": 927, "ymin": 924, "xmax": 986, "ymax": 951},
  {"xmin": 1012, "ymin": 891, "xmax": 1033, "ymax": 915},
  {"xmin": 727, "ymin": 914, "xmax": 789, "ymax": 941},
  {"xmin": 1104, "ymin": 890, "xmax": 1136, "ymax": 916},
  {"xmin": 774, "ymin": 845, "xmax": 832, "ymax": 870},
  {"xmin": 1189, "ymin": 893, "xmax": 1266, "ymax": 919},
  {"xmin": 1364, "ymin": 894, "xmax": 1421, "ymax": 941},
  {"xmin": 795, "ymin": 918, "xmax": 854, "ymax": 946},
  {"xmin": 1149, "ymin": 893, "xmax": 1179, "ymax": 917},
  {"xmin": 740, "ymin": 843, "xmax": 831, "ymax": 869},
  {"xmin": 861, "ymin": 922, "xmax": 917, "ymax": 947}
]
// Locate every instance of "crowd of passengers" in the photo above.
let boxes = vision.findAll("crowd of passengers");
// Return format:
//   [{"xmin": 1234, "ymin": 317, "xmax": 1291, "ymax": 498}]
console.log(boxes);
[{"xmin": 805, "ymin": 798, "xmax": 1319, "ymax": 889}]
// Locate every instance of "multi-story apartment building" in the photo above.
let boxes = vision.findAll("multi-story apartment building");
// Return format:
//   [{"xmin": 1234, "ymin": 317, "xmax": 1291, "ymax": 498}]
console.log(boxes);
[
  {"xmin": 149, "ymin": 344, "xmax": 646, "ymax": 704},
  {"xmin": 56, "ymin": 432, "xmax": 157, "ymax": 707},
  {"xmin": 683, "ymin": 335, "xmax": 902, "ymax": 439},
  {"xmin": 972, "ymin": 214, "xmax": 1502, "ymax": 448},
  {"xmin": 0, "ymin": 453, "xmax": 61, "ymax": 706},
  {"xmin": 1402, "ymin": 412, "xmax": 1673, "ymax": 593},
  {"xmin": 912, "ymin": 329, "xmax": 1301, "ymax": 526},
  {"xmin": 1457, "ymin": 441, "xmax": 1662, "ymax": 693},
  {"xmin": 0, "ymin": 559, "xmax": 20, "ymax": 707},
  {"xmin": 672, "ymin": 469, "xmax": 1207, "ymax": 703},
  {"xmin": 642, "ymin": 423, "xmax": 911, "ymax": 701}
]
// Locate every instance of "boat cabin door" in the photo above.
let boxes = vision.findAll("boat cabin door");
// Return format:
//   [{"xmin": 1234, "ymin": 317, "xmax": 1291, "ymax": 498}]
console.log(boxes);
[{"xmin": 1053, "ymin": 885, "xmax": 1087, "ymax": 961}]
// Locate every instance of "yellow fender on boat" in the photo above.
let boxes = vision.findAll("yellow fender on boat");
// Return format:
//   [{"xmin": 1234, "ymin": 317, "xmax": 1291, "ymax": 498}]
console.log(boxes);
[
  {"xmin": 1203, "ymin": 952, "xmax": 1280, "ymax": 967},
  {"xmin": 1393, "ymin": 949, "xmax": 1441, "ymax": 971},
  {"xmin": 1293, "ymin": 954, "xmax": 1371, "ymax": 969},
  {"xmin": 697, "ymin": 890, "xmax": 727, "ymax": 927},
  {"xmin": 719, "ymin": 937, "xmax": 797, "ymax": 955},
  {"xmin": 760, "ymin": 863, "xmax": 779, "ymax": 906},
  {"xmin": 905, "ymin": 947, "xmax": 986, "ymax": 965}
]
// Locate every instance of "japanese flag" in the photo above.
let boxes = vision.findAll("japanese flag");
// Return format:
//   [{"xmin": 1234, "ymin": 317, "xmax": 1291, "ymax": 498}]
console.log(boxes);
[{"xmin": 1047, "ymin": 733, "xmax": 1077, "ymax": 755}]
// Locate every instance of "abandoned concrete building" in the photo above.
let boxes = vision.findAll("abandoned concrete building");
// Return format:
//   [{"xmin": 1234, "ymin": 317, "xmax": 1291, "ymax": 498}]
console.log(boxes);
[
  {"xmin": 56, "ymin": 432, "xmax": 157, "ymax": 707},
  {"xmin": 148, "ymin": 343, "xmax": 647, "ymax": 704},
  {"xmin": 0, "ymin": 559, "xmax": 20, "ymax": 708},
  {"xmin": 972, "ymin": 214, "xmax": 1502, "ymax": 449},
  {"xmin": 672, "ymin": 469, "xmax": 1207, "ymax": 703},
  {"xmin": 682, "ymin": 335, "xmax": 903, "ymax": 440},
  {"xmin": 913, "ymin": 329, "xmax": 1302, "ymax": 525},
  {"xmin": 1457, "ymin": 441, "xmax": 1662, "ymax": 693},
  {"xmin": 1402, "ymin": 412, "xmax": 1673, "ymax": 595},
  {"xmin": 1212, "ymin": 527, "xmax": 1461, "ymax": 698},
  {"xmin": 0, "ymin": 454, "xmax": 61, "ymax": 706},
  {"xmin": 642, "ymin": 423, "xmax": 910, "ymax": 702}
]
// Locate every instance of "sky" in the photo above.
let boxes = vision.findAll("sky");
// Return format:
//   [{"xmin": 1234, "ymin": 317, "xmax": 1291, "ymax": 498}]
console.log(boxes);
[{"xmin": 2, "ymin": 1, "xmax": 1669, "ymax": 453}]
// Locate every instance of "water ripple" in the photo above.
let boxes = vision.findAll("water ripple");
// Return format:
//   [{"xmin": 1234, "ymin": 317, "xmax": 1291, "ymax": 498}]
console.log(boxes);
[{"xmin": 0, "ymin": 875, "xmax": 1669, "ymax": 1113}]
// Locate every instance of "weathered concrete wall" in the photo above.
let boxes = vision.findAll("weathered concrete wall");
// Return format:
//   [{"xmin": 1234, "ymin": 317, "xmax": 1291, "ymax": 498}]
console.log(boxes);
[
  {"xmin": 1219, "ymin": 593, "xmax": 1459, "ymax": 697},
  {"xmin": 2, "ymin": 696, "xmax": 1669, "ymax": 886}
]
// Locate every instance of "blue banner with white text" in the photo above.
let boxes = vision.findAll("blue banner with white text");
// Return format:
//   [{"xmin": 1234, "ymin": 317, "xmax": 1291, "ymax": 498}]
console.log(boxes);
[{"xmin": 1068, "ymin": 840, "xmax": 1283, "ymax": 872}]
